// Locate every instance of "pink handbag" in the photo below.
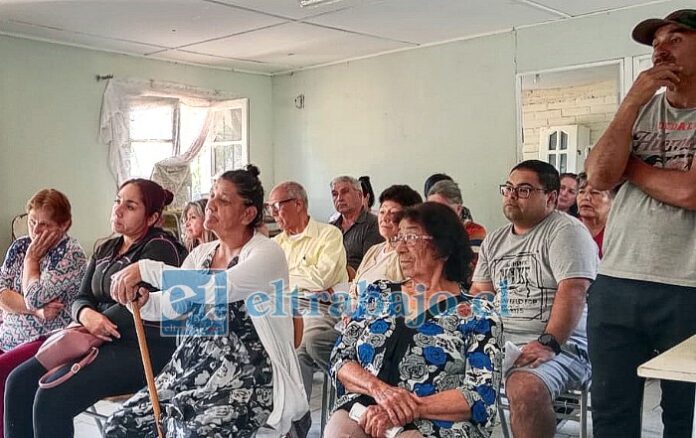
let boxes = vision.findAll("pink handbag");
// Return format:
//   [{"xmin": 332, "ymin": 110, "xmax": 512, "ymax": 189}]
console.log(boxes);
[{"xmin": 35, "ymin": 326, "xmax": 104, "ymax": 389}]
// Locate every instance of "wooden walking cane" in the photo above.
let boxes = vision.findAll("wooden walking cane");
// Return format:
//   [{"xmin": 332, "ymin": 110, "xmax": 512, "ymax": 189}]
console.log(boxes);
[{"xmin": 132, "ymin": 300, "xmax": 165, "ymax": 438}]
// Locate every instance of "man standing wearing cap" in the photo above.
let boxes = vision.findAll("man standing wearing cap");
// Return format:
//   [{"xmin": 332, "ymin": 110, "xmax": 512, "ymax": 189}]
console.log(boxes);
[{"xmin": 585, "ymin": 9, "xmax": 696, "ymax": 438}]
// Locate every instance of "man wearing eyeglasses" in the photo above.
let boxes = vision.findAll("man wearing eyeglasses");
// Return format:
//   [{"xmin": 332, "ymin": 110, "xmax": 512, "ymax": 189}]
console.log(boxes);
[
  {"xmin": 585, "ymin": 9, "xmax": 696, "ymax": 437},
  {"xmin": 267, "ymin": 181, "xmax": 348, "ymax": 404},
  {"xmin": 470, "ymin": 160, "xmax": 598, "ymax": 438}
]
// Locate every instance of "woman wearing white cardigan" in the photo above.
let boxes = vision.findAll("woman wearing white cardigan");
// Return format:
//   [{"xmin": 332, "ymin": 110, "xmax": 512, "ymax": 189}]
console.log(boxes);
[{"xmin": 106, "ymin": 165, "xmax": 308, "ymax": 437}]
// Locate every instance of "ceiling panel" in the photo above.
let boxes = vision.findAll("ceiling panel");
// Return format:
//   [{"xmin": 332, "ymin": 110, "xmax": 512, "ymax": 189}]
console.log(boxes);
[
  {"xmin": 305, "ymin": 0, "xmax": 562, "ymax": 44},
  {"xmin": 531, "ymin": 0, "xmax": 656, "ymax": 17},
  {"xmin": 184, "ymin": 22, "xmax": 413, "ymax": 67},
  {"xmin": 210, "ymin": 0, "xmax": 384, "ymax": 20},
  {"xmin": 0, "ymin": 0, "xmax": 670, "ymax": 74},
  {"xmin": 150, "ymin": 49, "xmax": 292, "ymax": 73},
  {"xmin": 0, "ymin": 0, "xmax": 287, "ymax": 49},
  {"xmin": 0, "ymin": 19, "xmax": 166, "ymax": 55}
]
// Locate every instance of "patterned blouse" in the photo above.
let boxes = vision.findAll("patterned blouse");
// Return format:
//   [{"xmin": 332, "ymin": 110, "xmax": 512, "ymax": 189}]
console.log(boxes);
[
  {"xmin": 0, "ymin": 235, "xmax": 87, "ymax": 351},
  {"xmin": 330, "ymin": 280, "xmax": 503, "ymax": 438}
]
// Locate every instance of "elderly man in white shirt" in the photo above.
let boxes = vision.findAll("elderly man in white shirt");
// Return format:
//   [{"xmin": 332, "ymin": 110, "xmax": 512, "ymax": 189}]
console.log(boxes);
[{"xmin": 268, "ymin": 181, "xmax": 348, "ymax": 403}]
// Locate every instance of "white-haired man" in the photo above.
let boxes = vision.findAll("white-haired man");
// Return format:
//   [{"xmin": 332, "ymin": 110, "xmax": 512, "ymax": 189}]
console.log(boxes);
[
  {"xmin": 267, "ymin": 181, "xmax": 348, "ymax": 402},
  {"xmin": 329, "ymin": 176, "xmax": 383, "ymax": 271}
]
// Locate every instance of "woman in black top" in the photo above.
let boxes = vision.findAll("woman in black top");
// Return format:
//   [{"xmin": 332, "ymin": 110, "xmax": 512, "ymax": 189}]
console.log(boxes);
[{"xmin": 5, "ymin": 179, "xmax": 187, "ymax": 438}]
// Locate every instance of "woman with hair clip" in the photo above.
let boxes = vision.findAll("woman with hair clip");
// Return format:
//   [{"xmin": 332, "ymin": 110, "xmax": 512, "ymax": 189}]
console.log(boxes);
[
  {"xmin": 182, "ymin": 198, "xmax": 216, "ymax": 251},
  {"xmin": 106, "ymin": 165, "xmax": 308, "ymax": 437},
  {"xmin": 5, "ymin": 179, "xmax": 187, "ymax": 438}
]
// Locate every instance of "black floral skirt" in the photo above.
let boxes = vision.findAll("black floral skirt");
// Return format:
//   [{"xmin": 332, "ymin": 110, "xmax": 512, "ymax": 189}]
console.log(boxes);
[{"xmin": 104, "ymin": 301, "xmax": 274, "ymax": 438}]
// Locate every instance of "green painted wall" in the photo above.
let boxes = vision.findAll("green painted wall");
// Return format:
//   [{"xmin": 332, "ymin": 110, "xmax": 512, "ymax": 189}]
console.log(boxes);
[
  {"xmin": 1, "ymin": 0, "xmax": 691, "ymax": 256},
  {"xmin": 272, "ymin": 32, "xmax": 518, "ymax": 230},
  {"xmin": 0, "ymin": 35, "xmax": 273, "ymax": 255}
]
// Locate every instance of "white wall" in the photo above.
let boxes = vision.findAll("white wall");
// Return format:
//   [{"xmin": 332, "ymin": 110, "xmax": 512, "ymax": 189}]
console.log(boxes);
[
  {"xmin": 514, "ymin": 1, "xmax": 686, "ymax": 74},
  {"xmin": 272, "ymin": 32, "xmax": 519, "ymax": 230},
  {"xmin": 271, "ymin": 0, "xmax": 691, "ymax": 231},
  {"xmin": 2, "ymin": 0, "xmax": 691, "ymax": 254},
  {"xmin": 0, "ymin": 35, "xmax": 273, "ymax": 255}
]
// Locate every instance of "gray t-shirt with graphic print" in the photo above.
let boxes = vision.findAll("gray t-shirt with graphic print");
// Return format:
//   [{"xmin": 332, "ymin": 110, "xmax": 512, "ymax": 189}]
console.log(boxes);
[
  {"xmin": 472, "ymin": 211, "xmax": 599, "ymax": 348},
  {"xmin": 600, "ymin": 93, "xmax": 696, "ymax": 287}
]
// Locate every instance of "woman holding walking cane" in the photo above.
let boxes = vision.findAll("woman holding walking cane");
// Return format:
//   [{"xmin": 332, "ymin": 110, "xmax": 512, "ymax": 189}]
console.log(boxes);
[{"xmin": 106, "ymin": 165, "xmax": 309, "ymax": 437}]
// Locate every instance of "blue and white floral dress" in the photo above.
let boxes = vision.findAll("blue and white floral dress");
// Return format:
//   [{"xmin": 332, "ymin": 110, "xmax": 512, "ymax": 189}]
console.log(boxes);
[{"xmin": 330, "ymin": 280, "xmax": 503, "ymax": 438}]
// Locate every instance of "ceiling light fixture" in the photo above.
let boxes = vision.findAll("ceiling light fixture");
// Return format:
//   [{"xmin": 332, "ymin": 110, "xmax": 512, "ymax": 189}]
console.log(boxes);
[{"xmin": 298, "ymin": 0, "xmax": 344, "ymax": 8}]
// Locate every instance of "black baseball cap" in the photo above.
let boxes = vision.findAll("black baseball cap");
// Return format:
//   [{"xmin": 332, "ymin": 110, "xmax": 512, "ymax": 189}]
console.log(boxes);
[{"xmin": 632, "ymin": 9, "xmax": 696, "ymax": 46}]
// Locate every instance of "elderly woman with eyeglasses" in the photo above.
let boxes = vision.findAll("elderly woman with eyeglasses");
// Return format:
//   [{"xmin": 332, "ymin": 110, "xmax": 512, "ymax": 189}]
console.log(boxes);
[
  {"xmin": 576, "ymin": 173, "xmax": 614, "ymax": 258},
  {"xmin": 326, "ymin": 202, "xmax": 502, "ymax": 438}
]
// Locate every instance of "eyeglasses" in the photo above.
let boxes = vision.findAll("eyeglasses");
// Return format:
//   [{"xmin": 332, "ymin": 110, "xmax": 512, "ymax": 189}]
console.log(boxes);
[
  {"xmin": 264, "ymin": 198, "xmax": 295, "ymax": 214},
  {"xmin": 499, "ymin": 185, "xmax": 546, "ymax": 199},
  {"xmin": 389, "ymin": 234, "xmax": 433, "ymax": 246}
]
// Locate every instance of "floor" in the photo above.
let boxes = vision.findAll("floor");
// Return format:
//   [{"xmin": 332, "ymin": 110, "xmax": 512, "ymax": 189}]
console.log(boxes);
[{"xmin": 75, "ymin": 377, "xmax": 667, "ymax": 437}]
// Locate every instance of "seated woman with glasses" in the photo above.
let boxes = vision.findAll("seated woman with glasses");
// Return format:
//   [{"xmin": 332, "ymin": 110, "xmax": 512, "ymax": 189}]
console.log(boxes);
[
  {"xmin": 576, "ymin": 172, "xmax": 614, "ymax": 258},
  {"xmin": 326, "ymin": 202, "xmax": 503, "ymax": 438}
]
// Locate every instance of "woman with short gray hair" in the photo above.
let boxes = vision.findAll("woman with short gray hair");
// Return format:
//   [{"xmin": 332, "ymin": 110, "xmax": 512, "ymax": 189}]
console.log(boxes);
[{"xmin": 426, "ymin": 180, "xmax": 487, "ymax": 255}]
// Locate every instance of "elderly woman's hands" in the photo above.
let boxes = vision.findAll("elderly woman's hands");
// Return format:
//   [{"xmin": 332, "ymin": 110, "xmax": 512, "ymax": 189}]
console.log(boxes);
[
  {"xmin": 110, "ymin": 263, "xmax": 143, "ymax": 305},
  {"xmin": 359, "ymin": 405, "xmax": 396, "ymax": 438},
  {"xmin": 371, "ymin": 383, "xmax": 420, "ymax": 426},
  {"xmin": 34, "ymin": 299, "xmax": 64, "ymax": 321},
  {"xmin": 25, "ymin": 230, "xmax": 62, "ymax": 262}
]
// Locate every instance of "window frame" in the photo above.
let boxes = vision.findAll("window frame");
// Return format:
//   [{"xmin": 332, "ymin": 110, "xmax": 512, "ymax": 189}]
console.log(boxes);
[{"xmin": 126, "ymin": 97, "xmax": 249, "ymax": 200}]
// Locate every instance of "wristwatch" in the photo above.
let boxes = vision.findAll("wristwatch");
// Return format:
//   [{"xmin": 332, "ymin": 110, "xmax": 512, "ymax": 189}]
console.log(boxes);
[{"xmin": 537, "ymin": 333, "xmax": 562, "ymax": 355}]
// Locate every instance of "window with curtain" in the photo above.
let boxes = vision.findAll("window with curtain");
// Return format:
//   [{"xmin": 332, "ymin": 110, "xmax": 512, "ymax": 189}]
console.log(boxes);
[{"xmin": 127, "ymin": 97, "xmax": 248, "ymax": 200}]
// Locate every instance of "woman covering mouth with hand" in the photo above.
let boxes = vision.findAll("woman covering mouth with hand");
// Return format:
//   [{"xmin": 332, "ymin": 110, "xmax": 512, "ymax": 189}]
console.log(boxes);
[{"xmin": 4, "ymin": 179, "xmax": 186, "ymax": 438}]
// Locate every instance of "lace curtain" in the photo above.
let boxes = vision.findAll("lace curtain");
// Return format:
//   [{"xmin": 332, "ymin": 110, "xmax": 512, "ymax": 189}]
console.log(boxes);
[{"xmin": 98, "ymin": 77, "xmax": 238, "ymax": 207}]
